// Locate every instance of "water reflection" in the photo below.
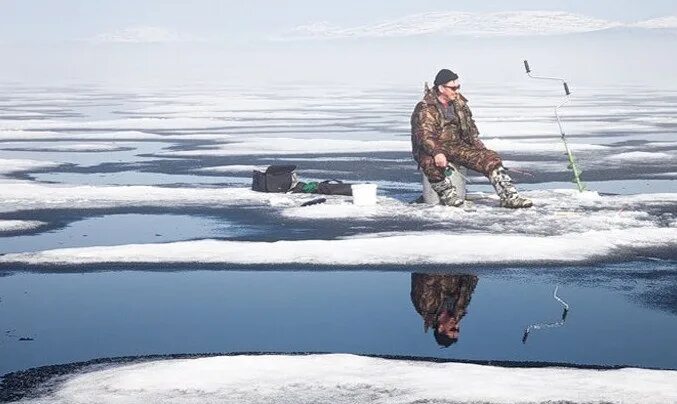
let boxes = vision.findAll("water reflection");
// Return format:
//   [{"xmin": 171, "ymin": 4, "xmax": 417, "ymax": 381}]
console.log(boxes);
[
  {"xmin": 522, "ymin": 286, "xmax": 570, "ymax": 344},
  {"xmin": 410, "ymin": 273, "xmax": 478, "ymax": 347}
]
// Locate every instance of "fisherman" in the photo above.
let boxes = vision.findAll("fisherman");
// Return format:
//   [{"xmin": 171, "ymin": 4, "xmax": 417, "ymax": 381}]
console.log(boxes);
[
  {"xmin": 411, "ymin": 69, "xmax": 532, "ymax": 208},
  {"xmin": 410, "ymin": 273, "xmax": 478, "ymax": 347}
]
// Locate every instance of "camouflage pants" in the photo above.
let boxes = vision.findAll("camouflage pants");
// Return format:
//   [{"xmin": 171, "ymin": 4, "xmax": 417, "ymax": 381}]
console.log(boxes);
[{"xmin": 418, "ymin": 142, "xmax": 503, "ymax": 182}]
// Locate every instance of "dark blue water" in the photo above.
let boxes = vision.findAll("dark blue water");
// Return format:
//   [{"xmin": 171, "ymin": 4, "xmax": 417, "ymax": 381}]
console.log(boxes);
[
  {"xmin": 1, "ymin": 265, "xmax": 676, "ymax": 375},
  {"xmin": 0, "ymin": 214, "xmax": 262, "ymax": 254}
]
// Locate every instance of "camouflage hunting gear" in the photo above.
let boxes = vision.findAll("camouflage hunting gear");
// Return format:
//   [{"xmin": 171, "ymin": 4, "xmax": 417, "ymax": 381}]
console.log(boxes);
[
  {"xmin": 490, "ymin": 167, "xmax": 533, "ymax": 208},
  {"xmin": 411, "ymin": 87, "xmax": 502, "ymax": 182},
  {"xmin": 429, "ymin": 176, "xmax": 464, "ymax": 207},
  {"xmin": 410, "ymin": 273, "xmax": 479, "ymax": 333}
]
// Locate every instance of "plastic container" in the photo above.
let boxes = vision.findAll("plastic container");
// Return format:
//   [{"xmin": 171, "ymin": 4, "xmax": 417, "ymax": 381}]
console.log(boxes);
[
  {"xmin": 351, "ymin": 183, "xmax": 378, "ymax": 205},
  {"xmin": 422, "ymin": 164, "xmax": 467, "ymax": 205}
]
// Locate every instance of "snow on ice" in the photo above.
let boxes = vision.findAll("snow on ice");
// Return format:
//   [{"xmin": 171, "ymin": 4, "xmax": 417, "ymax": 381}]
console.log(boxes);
[{"xmin": 16, "ymin": 354, "xmax": 677, "ymax": 404}]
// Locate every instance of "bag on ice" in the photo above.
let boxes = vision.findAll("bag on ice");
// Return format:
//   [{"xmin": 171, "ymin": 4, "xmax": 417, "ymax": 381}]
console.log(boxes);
[
  {"xmin": 251, "ymin": 165, "xmax": 299, "ymax": 193},
  {"xmin": 291, "ymin": 179, "xmax": 353, "ymax": 196},
  {"xmin": 252, "ymin": 165, "xmax": 353, "ymax": 196}
]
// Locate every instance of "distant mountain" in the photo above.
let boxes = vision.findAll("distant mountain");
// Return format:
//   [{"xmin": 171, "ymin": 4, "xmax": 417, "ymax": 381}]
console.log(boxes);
[{"xmin": 275, "ymin": 11, "xmax": 677, "ymax": 41}]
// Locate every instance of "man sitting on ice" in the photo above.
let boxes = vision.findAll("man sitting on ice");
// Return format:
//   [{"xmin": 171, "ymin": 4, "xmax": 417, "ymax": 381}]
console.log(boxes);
[{"xmin": 410, "ymin": 69, "xmax": 532, "ymax": 208}]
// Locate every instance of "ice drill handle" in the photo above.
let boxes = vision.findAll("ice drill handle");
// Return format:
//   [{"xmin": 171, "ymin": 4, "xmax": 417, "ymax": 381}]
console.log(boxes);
[
  {"xmin": 563, "ymin": 82, "xmax": 570, "ymax": 95},
  {"xmin": 523, "ymin": 60, "xmax": 531, "ymax": 73}
]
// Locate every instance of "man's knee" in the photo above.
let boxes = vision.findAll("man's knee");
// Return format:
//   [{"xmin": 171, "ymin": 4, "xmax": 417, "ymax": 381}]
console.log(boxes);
[
  {"xmin": 447, "ymin": 146, "xmax": 502, "ymax": 176},
  {"xmin": 481, "ymin": 150, "xmax": 503, "ymax": 174},
  {"xmin": 419, "ymin": 155, "xmax": 445, "ymax": 182}
]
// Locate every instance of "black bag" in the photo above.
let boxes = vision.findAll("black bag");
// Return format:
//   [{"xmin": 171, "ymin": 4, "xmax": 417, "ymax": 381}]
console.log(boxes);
[
  {"xmin": 292, "ymin": 179, "xmax": 353, "ymax": 196},
  {"xmin": 317, "ymin": 179, "xmax": 353, "ymax": 196},
  {"xmin": 252, "ymin": 165, "xmax": 297, "ymax": 193}
]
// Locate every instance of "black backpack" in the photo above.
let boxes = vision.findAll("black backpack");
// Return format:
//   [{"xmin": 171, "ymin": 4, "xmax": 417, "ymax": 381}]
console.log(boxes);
[{"xmin": 252, "ymin": 165, "xmax": 297, "ymax": 193}]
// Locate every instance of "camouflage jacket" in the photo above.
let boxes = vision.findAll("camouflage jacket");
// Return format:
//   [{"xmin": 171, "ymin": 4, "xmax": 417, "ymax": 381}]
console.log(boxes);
[
  {"xmin": 410, "ymin": 273, "xmax": 478, "ymax": 332},
  {"xmin": 410, "ymin": 87, "xmax": 485, "ymax": 162}
]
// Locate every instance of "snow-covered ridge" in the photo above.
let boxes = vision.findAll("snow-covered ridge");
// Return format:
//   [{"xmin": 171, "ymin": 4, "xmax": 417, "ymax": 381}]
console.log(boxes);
[
  {"xmin": 17, "ymin": 354, "xmax": 677, "ymax": 404},
  {"xmin": 91, "ymin": 26, "xmax": 201, "ymax": 43},
  {"xmin": 277, "ymin": 11, "xmax": 677, "ymax": 39},
  {"xmin": 629, "ymin": 16, "xmax": 677, "ymax": 29}
]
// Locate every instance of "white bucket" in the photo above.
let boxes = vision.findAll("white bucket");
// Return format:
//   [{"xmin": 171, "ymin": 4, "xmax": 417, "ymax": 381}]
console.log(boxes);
[{"xmin": 351, "ymin": 183, "xmax": 378, "ymax": 205}]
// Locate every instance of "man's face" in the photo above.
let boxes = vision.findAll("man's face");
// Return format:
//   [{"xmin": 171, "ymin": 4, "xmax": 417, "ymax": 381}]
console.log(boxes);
[
  {"xmin": 436, "ymin": 309, "xmax": 460, "ymax": 339},
  {"xmin": 438, "ymin": 79, "xmax": 461, "ymax": 102}
]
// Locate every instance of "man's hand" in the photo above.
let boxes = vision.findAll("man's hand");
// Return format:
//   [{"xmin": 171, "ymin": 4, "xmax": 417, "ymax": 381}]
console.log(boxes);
[{"xmin": 434, "ymin": 153, "xmax": 448, "ymax": 168}]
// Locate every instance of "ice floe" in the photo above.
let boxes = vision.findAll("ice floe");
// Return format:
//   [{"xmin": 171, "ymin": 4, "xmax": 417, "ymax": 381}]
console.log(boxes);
[
  {"xmin": 0, "ymin": 158, "xmax": 62, "ymax": 176},
  {"xmin": 282, "ymin": 189, "xmax": 676, "ymax": 233},
  {"xmin": 0, "ymin": 142, "xmax": 131, "ymax": 152},
  {"xmin": 0, "ymin": 220, "xmax": 45, "ymax": 233},
  {"xmin": 16, "ymin": 354, "xmax": 677, "ymax": 404},
  {"xmin": 0, "ymin": 226, "xmax": 674, "ymax": 266}
]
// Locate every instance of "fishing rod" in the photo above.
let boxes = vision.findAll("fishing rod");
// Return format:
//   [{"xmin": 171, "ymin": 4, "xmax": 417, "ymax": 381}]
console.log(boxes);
[{"xmin": 523, "ymin": 60, "xmax": 585, "ymax": 192}]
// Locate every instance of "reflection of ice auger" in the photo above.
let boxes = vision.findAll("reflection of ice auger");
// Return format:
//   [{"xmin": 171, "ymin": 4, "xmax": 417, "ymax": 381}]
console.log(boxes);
[
  {"xmin": 522, "ymin": 286, "xmax": 570, "ymax": 344},
  {"xmin": 523, "ymin": 60, "xmax": 585, "ymax": 193}
]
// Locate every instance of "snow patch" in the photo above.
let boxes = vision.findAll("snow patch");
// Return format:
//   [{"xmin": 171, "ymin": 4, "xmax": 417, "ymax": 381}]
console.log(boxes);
[
  {"xmin": 0, "ymin": 158, "xmax": 62, "ymax": 176},
  {"xmin": 1, "ymin": 227, "xmax": 674, "ymax": 266},
  {"xmin": 0, "ymin": 182, "xmax": 295, "ymax": 214},
  {"xmin": 198, "ymin": 165, "xmax": 263, "ymax": 173},
  {"xmin": 0, "ymin": 142, "xmax": 131, "ymax": 152},
  {"xmin": 17, "ymin": 354, "xmax": 677, "ymax": 404},
  {"xmin": 606, "ymin": 151, "xmax": 674, "ymax": 161},
  {"xmin": 0, "ymin": 219, "xmax": 45, "ymax": 232}
]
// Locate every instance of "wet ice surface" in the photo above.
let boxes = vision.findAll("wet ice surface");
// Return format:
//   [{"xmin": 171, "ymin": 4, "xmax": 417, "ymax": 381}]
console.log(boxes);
[
  {"xmin": 0, "ymin": 83, "xmax": 675, "ymax": 401},
  {"xmin": 0, "ymin": 214, "xmax": 263, "ymax": 254}
]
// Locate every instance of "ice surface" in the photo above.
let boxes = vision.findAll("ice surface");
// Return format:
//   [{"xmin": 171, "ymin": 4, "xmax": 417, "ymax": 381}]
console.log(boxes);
[
  {"xmin": 0, "ymin": 158, "xmax": 61, "ymax": 176},
  {"xmin": 19, "ymin": 354, "xmax": 677, "ymax": 404},
  {"xmin": 0, "ymin": 85, "xmax": 674, "ymax": 268},
  {"xmin": 0, "ymin": 130, "xmax": 168, "ymax": 141},
  {"xmin": 0, "ymin": 182, "xmax": 295, "ymax": 214},
  {"xmin": 606, "ymin": 151, "xmax": 674, "ymax": 162},
  {"xmin": 197, "ymin": 165, "xmax": 264, "ymax": 173},
  {"xmin": 157, "ymin": 138, "xmax": 411, "ymax": 156},
  {"xmin": 0, "ymin": 183, "xmax": 674, "ymax": 266},
  {"xmin": 155, "ymin": 137, "xmax": 607, "ymax": 158},
  {"xmin": 0, "ymin": 226, "xmax": 673, "ymax": 266},
  {"xmin": 0, "ymin": 220, "xmax": 45, "ymax": 233},
  {"xmin": 0, "ymin": 142, "xmax": 130, "ymax": 152},
  {"xmin": 31, "ymin": 171, "xmax": 251, "ymax": 187}
]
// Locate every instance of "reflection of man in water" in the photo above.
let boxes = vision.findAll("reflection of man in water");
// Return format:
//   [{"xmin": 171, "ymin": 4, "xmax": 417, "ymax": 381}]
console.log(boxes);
[{"xmin": 410, "ymin": 273, "xmax": 479, "ymax": 347}]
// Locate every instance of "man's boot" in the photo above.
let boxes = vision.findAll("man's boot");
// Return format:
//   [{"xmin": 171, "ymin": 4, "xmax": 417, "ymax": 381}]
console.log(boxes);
[
  {"xmin": 490, "ymin": 167, "xmax": 533, "ymax": 209},
  {"xmin": 429, "ymin": 177, "xmax": 464, "ymax": 207}
]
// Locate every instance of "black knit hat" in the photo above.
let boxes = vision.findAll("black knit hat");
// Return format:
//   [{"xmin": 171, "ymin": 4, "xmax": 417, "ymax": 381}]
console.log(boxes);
[{"xmin": 434, "ymin": 69, "xmax": 459, "ymax": 86}]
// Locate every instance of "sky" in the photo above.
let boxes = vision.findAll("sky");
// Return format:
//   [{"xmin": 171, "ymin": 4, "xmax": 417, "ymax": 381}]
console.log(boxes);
[
  {"xmin": 0, "ymin": 1, "xmax": 675, "ymax": 86},
  {"xmin": 2, "ymin": 0, "xmax": 676, "ymax": 43}
]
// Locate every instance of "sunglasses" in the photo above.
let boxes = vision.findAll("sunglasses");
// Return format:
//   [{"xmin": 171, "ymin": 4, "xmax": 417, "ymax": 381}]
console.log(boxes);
[{"xmin": 442, "ymin": 84, "xmax": 461, "ymax": 91}]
